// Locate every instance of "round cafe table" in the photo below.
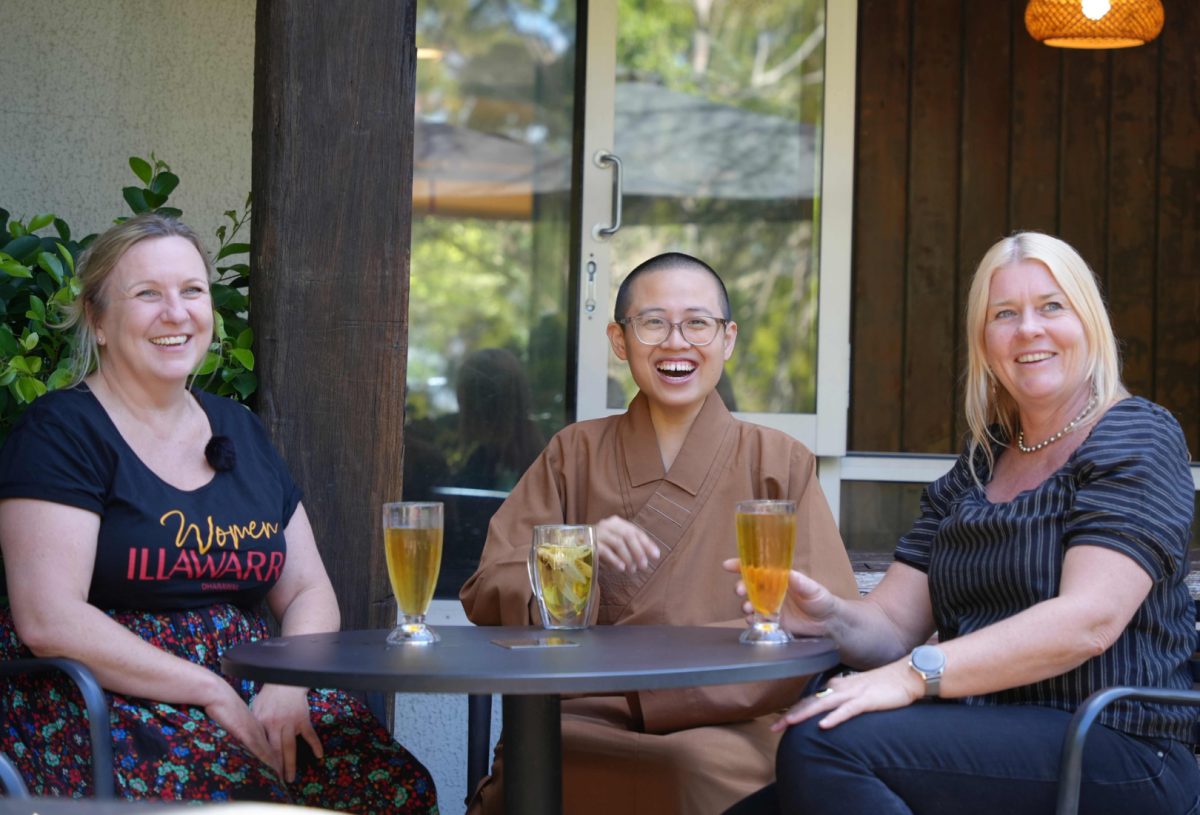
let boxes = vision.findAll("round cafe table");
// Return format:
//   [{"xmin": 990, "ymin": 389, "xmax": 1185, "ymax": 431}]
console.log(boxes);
[{"xmin": 222, "ymin": 624, "xmax": 838, "ymax": 815}]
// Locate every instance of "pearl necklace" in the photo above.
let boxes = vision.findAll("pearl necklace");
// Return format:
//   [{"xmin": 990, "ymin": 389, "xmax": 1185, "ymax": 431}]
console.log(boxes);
[{"xmin": 1016, "ymin": 393, "xmax": 1098, "ymax": 454}]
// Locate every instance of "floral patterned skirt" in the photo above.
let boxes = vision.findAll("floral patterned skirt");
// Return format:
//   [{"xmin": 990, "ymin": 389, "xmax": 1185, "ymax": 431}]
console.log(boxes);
[{"xmin": 0, "ymin": 603, "xmax": 438, "ymax": 813}]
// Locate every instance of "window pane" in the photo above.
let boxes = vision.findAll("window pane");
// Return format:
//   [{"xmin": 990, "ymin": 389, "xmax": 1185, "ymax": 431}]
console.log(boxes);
[
  {"xmin": 405, "ymin": 2, "xmax": 577, "ymax": 599},
  {"xmin": 605, "ymin": 0, "xmax": 826, "ymax": 414}
]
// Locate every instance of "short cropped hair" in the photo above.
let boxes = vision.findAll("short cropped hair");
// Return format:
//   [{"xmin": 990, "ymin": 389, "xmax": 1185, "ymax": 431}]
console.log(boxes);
[
  {"xmin": 61, "ymin": 212, "xmax": 217, "ymax": 386},
  {"xmin": 613, "ymin": 252, "xmax": 731, "ymax": 322},
  {"xmin": 963, "ymin": 231, "xmax": 1126, "ymax": 476}
]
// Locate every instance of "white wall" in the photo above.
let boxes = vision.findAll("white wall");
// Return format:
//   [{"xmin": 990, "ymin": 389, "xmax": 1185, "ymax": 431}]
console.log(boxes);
[
  {"xmin": 1, "ymin": 0, "xmax": 254, "ymax": 250},
  {"xmin": 3, "ymin": 3, "xmax": 483, "ymax": 808}
]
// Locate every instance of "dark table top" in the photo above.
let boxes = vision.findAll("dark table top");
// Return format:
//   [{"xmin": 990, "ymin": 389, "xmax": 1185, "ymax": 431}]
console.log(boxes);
[{"xmin": 221, "ymin": 625, "xmax": 838, "ymax": 695}]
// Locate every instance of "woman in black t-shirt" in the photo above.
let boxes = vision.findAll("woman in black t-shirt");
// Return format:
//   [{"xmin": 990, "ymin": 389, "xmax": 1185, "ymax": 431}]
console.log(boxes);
[{"xmin": 0, "ymin": 213, "xmax": 437, "ymax": 810}]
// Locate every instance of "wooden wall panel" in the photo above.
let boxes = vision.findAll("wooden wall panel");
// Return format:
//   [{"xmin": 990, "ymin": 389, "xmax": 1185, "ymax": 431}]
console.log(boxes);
[
  {"xmin": 1058, "ymin": 51, "xmax": 1110, "ymax": 283},
  {"xmin": 849, "ymin": 0, "xmax": 911, "ymax": 451},
  {"xmin": 955, "ymin": 1, "xmax": 1013, "ymax": 447},
  {"xmin": 850, "ymin": 0, "xmax": 1200, "ymax": 458},
  {"xmin": 1106, "ymin": 44, "xmax": 1159, "ymax": 398},
  {"xmin": 902, "ymin": 0, "xmax": 961, "ymax": 453},
  {"xmin": 1009, "ymin": 9, "xmax": 1060, "ymax": 233},
  {"xmin": 1155, "ymin": 2, "xmax": 1200, "ymax": 455}
]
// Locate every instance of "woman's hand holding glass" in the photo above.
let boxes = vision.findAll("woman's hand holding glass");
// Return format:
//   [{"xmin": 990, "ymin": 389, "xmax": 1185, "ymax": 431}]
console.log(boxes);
[{"xmin": 721, "ymin": 559, "xmax": 839, "ymax": 639}]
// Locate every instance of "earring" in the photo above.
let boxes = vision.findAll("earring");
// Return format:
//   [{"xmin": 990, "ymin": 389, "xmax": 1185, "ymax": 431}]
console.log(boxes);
[{"xmin": 97, "ymin": 333, "xmax": 106, "ymax": 346}]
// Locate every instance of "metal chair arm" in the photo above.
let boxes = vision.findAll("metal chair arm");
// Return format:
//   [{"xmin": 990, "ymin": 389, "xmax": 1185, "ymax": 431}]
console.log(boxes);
[{"xmin": 1055, "ymin": 685, "xmax": 1200, "ymax": 815}]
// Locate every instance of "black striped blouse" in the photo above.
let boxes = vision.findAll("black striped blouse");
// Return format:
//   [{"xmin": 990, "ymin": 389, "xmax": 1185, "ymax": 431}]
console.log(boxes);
[{"xmin": 895, "ymin": 397, "xmax": 1196, "ymax": 743}]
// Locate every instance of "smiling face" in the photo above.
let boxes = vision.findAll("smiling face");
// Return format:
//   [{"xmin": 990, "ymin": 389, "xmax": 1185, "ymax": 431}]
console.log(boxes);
[
  {"xmin": 92, "ymin": 236, "xmax": 213, "ymax": 389},
  {"xmin": 606, "ymin": 265, "xmax": 737, "ymax": 420},
  {"xmin": 983, "ymin": 260, "xmax": 1090, "ymax": 414}
]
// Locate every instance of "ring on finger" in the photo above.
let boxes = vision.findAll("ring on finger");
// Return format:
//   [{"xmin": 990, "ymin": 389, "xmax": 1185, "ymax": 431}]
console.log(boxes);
[{"xmin": 815, "ymin": 687, "xmax": 834, "ymax": 699}]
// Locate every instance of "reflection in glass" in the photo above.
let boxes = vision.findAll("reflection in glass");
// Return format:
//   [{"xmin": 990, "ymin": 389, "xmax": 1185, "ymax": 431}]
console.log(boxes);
[
  {"xmin": 605, "ymin": 1, "xmax": 827, "ymax": 414},
  {"xmin": 405, "ymin": 1, "xmax": 576, "ymax": 599}
]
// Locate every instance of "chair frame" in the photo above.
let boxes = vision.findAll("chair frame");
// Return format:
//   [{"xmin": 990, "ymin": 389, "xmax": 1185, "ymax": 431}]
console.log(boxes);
[
  {"xmin": 1055, "ymin": 678, "xmax": 1200, "ymax": 815},
  {"xmin": 0, "ymin": 657, "xmax": 114, "ymax": 799}
]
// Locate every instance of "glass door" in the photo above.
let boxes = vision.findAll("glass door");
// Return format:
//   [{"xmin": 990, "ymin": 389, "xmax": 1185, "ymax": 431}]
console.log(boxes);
[{"xmin": 575, "ymin": 0, "xmax": 856, "ymax": 457}]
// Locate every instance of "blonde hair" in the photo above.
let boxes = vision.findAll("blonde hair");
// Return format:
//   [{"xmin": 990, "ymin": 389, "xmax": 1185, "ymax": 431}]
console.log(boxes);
[
  {"xmin": 963, "ymin": 232, "xmax": 1127, "ymax": 477},
  {"xmin": 60, "ymin": 213, "xmax": 216, "ymax": 386}
]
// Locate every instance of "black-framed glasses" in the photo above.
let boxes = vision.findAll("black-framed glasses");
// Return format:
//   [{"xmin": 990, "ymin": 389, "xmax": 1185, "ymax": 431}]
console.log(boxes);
[{"xmin": 617, "ymin": 315, "xmax": 729, "ymax": 347}]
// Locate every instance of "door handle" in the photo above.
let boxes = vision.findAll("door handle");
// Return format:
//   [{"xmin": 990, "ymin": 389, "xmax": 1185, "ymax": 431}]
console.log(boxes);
[{"xmin": 593, "ymin": 150, "xmax": 623, "ymax": 239}]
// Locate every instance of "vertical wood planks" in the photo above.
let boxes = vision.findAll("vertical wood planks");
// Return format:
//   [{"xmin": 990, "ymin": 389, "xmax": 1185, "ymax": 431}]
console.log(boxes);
[{"xmin": 850, "ymin": 0, "xmax": 912, "ymax": 451}]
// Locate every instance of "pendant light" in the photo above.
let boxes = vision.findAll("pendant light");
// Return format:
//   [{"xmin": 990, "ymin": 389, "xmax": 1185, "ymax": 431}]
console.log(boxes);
[{"xmin": 1025, "ymin": 0, "xmax": 1165, "ymax": 48}]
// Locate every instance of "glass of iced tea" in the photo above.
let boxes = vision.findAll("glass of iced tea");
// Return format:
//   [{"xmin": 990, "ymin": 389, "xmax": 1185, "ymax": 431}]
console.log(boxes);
[
  {"xmin": 527, "ymin": 524, "xmax": 598, "ymax": 630},
  {"xmin": 383, "ymin": 501, "xmax": 443, "ymax": 645},
  {"xmin": 736, "ymin": 499, "xmax": 797, "ymax": 645}
]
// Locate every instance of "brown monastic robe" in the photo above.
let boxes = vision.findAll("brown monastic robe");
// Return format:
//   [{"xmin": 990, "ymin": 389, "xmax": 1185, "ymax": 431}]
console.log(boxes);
[{"xmin": 460, "ymin": 391, "xmax": 857, "ymax": 815}]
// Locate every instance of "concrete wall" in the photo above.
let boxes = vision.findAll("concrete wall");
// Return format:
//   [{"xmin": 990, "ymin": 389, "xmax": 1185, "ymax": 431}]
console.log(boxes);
[
  {"xmin": 3, "ymin": 3, "xmax": 483, "ymax": 809},
  {"xmin": 1, "ymin": 0, "xmax": 254, "ymax": 250}
]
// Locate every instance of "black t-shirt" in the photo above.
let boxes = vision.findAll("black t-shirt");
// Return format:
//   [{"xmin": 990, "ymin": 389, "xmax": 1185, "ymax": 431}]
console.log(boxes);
[{"xmin": 0, "ymin": 387, "xmax": 301, "ymax": 611}]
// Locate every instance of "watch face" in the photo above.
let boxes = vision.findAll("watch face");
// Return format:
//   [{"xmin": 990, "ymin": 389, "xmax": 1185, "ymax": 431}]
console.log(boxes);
[{"xmin": 912, "ymin": 645, "xmax": 945, "ymax": 674}]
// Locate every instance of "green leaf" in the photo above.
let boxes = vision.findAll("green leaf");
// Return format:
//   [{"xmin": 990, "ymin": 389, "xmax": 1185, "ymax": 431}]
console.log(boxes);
[
  {"xmin": 217, "ymin": 262, "xmax": 250, "ymax": 280},
  {"xmin": 129, "ymin": 156, "xmax": 153, "ymax": 185},
  {"xmin": 230, "ymin": 372, "xmax": 257, "ymax": 401},
  {"xmin": 216, "ymin": 242, "xmax": 251, "ymax": 261},
  {"xmin": 0, "ymin": 369, "xmax": 15, "ymax": 387},
  {"xmin": 211, "ymin": 285, "xmax": 247, "ymax": 311},
  {"xmin": 122, "ymin": 187, "xmax": 150, "ymax": 213},
  {"xmin": 51, "ymin": 285, "xmax": 75, "ymax": 305},
  {"xmin": 143, "ymin": 189, "xmax": 167, "ymax": 209},
  {"xmin": 229, "ymin": 348, "xmax": 255, "ymax": 371},
  {"xmin": 4, "ymin": 235, "xmax": 39, "ymax": 262},
  {"xmin": 46, "ymin": 366, "xmax": 75, "ymax": 391},
  {"xmin": 37, "ymin": 252, "xmax": 64, "ymax": 285},
  {"xmin": 57, "ymin": 242, "xmax": 75, "ymax": 274},
  {"xmin": 0, "ymin": 326, "xmax": 19, "ymax": 356},
  {"xmin": 194, "ymin": 351, "xmax": 220, "ymax": 376},
  {"xmin": 212, "ymin": 311, "xmax": 227, "ymax": 341},
  {"xmin": 13, "ymin": 376, "xmax": 46, "ymax": 404},
  {"xmin": 27, "ymin": 213, "xmax": 54, "ymax": 232},
  {"xmin": 25, "ymin": 298, "xmax": 45, "ymax": 324},
  {"xmin": 7, "ymin": 221, "xmax": 25, "ymax": 238},
  {"xmin": 0, "ymin": 261, "xmax": 32, "ymax": 279},
  {"xmin": 150, "ymin": 171, "xmax": 179, "ymax": 198},
  {"xmin": 54, "ymin": 218, "xmax": 71, "ymax": 242},
  {"xmin": 235, "ymin": 328, "xmax": 253, "ymax": 349},
  {"xmin": 8, "ymin": 357, "xmax": 31, "ymax": 375}
]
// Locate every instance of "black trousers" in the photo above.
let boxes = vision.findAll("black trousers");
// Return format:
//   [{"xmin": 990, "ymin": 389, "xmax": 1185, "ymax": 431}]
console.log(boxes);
[{"xmin": 726, "ymin": 703, "xmax": 1199, "ymax": 815}]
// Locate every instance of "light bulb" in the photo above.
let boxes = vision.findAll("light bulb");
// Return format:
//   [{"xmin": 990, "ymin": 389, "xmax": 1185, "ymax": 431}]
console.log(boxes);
[{"xmin": 1081, "ymin": 0, "xmax": 1112, "ymax": 21}]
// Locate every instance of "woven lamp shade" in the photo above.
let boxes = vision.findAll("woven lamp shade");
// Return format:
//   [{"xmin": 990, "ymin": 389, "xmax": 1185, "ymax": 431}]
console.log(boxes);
[{"xmin": 1025, "ymin": 0, "xmax": 1164, "ymax": 48}]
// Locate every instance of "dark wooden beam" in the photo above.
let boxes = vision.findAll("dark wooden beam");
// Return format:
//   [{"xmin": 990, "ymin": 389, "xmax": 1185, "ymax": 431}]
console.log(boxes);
[{"xmin": 250, "ymin": 0, "xmax": 417, "ymax": 631}]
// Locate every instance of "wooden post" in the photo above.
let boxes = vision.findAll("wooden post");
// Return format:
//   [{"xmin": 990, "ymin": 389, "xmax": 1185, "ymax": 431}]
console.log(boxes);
[{"xmin": 250, "ymin": 0, "xmax": 417, "ymax": 631}]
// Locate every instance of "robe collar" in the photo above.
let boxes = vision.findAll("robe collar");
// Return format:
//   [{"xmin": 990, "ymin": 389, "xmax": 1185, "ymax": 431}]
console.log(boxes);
[{"xmin": 618, "ymin": 391, "xmax": 734, "ymax": 494}]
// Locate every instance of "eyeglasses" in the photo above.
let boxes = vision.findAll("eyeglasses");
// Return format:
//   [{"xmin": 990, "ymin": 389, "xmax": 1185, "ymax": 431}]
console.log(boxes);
[{"xmin": 617, "ymin": 315, "xmax": 729, "ymax": 347}]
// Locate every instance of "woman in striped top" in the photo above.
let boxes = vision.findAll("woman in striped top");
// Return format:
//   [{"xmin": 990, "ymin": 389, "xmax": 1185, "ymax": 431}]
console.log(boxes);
[{"xmin": 730, "ymin": 233, "xmax": 1198, "ymax": 814}]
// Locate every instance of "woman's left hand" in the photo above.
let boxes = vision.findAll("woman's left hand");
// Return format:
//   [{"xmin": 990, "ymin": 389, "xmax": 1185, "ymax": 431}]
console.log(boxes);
[
  {"xmin": 773, "ymin": 660, "xmax": 924, "ymax": 732},
  {"xmin": 250, "ymin": 683, "xmax": 325, "ymax": 781}
]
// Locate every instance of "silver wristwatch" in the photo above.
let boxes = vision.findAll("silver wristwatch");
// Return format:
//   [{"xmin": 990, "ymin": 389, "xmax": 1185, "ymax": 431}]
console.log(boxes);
[{"xmin": 908, "ymin": 644, "xmax": 946, "ymax": 698}]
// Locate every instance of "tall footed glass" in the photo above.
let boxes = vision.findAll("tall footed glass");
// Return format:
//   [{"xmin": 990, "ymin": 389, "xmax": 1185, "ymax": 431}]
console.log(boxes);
[
  {"xmin": 736, "ymin": 499, "xmax": 797, "ymax": 645},
  {"xmin": 383, "ymin": 501, "xmax": 443, "ymax": 645}
]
